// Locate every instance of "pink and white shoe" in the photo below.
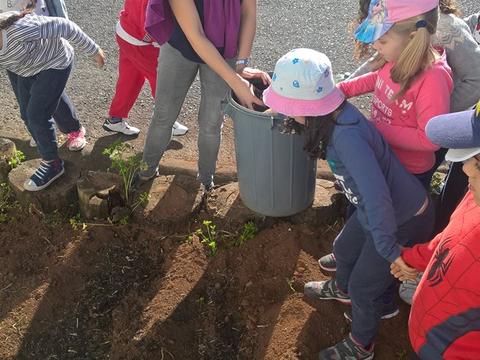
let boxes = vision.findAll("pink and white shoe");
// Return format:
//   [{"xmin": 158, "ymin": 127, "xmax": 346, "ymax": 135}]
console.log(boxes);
[{"xmin": 66, "ymin": 126, "xmax": 87, "ymax": 151}]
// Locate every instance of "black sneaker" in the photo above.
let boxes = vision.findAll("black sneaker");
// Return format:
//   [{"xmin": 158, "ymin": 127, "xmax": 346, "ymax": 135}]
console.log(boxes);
[
  {"xmin": 343, "ymin": 302, "xmax": 400, "ymax": 322},
  {"xmin": 23, "ymin": 159, "xmax": 64, "ymax": 192},
  {"xmin": 318, "ymin": 253, "xmax": 337, "ymax": 272},
  {"xmin": 319, "ymin": 334, "xmax": 374, "ymax": 360},
  {"xmin": 304, "ymin": 279, "xmax": 351, "ymax": 305}
]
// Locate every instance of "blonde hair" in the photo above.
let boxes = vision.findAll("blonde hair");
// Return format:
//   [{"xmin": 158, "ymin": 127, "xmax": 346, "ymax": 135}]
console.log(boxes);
[{"xmin": 389, "ymin": 7, "xmax": 439, "ymax": 99}]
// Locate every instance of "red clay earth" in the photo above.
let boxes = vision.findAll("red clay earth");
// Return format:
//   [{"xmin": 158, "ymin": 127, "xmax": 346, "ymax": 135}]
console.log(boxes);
[{"xmin": 0, "ymin": 197, "xmax": 414, "ymax": 360}]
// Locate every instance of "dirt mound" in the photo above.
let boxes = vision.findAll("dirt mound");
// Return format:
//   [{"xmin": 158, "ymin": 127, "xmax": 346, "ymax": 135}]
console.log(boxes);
[{"xmin": 0, "ymin": 204, "xmax": 413, "ymax": 359}]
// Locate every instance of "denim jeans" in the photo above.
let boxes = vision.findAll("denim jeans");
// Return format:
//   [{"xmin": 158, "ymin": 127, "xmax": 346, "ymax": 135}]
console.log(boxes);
[
  {"xmin": 334, "ymin": 199, "xmax": 435, "ymax": 347},
  {"xmin": 12, "ymin": 65, "xmax": 72, "ymax": 161},
  {"xmin": 8, "ymin": 69, "xmax": 81, "ymax": 135}
]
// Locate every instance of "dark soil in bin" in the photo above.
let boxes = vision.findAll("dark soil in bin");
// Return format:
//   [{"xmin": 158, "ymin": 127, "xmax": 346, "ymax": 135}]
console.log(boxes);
[{"xmin": 0, "ymin": 203, "xmax": 413, "ymax": 359}]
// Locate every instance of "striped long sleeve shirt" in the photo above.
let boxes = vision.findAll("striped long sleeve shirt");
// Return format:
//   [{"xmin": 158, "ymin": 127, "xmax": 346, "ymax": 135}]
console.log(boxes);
[{"xmin": 0, "ymin": 13, "xmax": 99, "ymax": 77}]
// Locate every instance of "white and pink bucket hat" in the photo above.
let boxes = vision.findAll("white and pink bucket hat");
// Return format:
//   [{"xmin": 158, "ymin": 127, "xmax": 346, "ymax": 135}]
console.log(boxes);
[{"xmin": 262, "ymin": 48, "xmax": 345, "ymax": 117}]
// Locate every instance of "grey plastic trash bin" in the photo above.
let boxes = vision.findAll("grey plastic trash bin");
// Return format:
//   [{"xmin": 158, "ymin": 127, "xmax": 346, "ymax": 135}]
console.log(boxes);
[{"xmin": 223, "ymin": 85, "xmax": 317, "ymax": 217}]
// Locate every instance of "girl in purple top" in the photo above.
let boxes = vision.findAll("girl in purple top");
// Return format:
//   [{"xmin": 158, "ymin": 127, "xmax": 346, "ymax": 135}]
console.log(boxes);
[{"xmin": 140, "ymin": 0, "xmax": 270, "ymax": 190}]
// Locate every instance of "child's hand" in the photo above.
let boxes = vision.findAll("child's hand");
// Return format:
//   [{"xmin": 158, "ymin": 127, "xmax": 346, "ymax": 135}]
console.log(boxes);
[
  {"xmin": 238, "ymin": 67, "xmax": 271, "ymax": 86},
  {"xmin": 94, "ymin": 48, "xmax": 106, "ymax": 68},
  {"xmin": 390, "ymin": 257, "xmax": 418, "ymax": 281}
]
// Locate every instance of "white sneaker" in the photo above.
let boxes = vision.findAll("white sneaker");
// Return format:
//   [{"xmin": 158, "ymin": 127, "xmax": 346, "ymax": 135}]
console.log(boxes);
[
  {"xmin": 103, "ymin": 119, "xmax": 140, "ymax": 136},
  {"xmin": 172, "ymin": 121, "xmax": 188, "ymax": 136},
  {"xmin": 29, "ymin": 137, "xmax": 37, "ymax": 147}
]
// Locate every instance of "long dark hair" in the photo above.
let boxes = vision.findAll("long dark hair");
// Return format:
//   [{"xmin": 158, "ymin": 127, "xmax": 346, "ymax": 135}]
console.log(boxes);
[{"xmin": 283, "ymin": 101, "xmax": 349, "ymax": 160}]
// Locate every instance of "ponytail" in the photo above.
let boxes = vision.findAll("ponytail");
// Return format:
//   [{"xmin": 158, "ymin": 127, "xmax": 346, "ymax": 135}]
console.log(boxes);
[{"xmin": 389, "ymin": 7, "xmax": 439, "ymax": 99}]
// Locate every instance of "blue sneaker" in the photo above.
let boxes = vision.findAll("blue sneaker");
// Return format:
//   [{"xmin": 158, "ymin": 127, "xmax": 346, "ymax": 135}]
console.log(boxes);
[{"xmin": 23, "ymin": 159, "xmax": 64, "ymax": 191}]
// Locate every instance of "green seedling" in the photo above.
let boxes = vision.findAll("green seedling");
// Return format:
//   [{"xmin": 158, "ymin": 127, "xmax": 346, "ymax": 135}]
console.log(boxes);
[
  {"xmin": 103, "ymin": 141, "xmax": 147, "ymax": 207},
  {"xmin": 235, "ymin": 221, "xmax": 257, "ymax": 247},
  {"xmin": 7, "ymin": 149, "xmax": 25, "ymax": 169},
  {"xmin": 69, "ymin": 213, "xmax": 87, "ymax": 231},
  {"xmin": 191, "ymin": 220, "xmax": 218, "ymax": 256}
]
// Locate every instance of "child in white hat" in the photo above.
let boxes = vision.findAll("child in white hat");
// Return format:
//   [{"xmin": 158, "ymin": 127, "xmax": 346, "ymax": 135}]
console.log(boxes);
[{"xmin": 263, "ymin": 48, "xmax": 434, "ymax": 359}]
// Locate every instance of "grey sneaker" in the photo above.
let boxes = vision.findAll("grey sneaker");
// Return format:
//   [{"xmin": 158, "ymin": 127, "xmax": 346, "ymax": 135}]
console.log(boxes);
[
  {"xmin": 304, "ymin": 279, "xmax": 351, "ymax": 305},
  {"xmin": 343, "ymin": 302, "xmax": 400, "ymax": 322},
  {"xmin": 318, "ymin": 253, "xmax": 337, "ymax": 272},
  {"xmin": 318, "ymin": 334, "xmax": 374, "ymax": 360}
]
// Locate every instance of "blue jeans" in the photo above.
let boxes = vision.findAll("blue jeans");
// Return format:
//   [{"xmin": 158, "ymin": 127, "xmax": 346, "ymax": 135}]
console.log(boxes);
[
  {"xmin": 12, "ymin": 65, "xmax": 73, "ymax": 161},
  {"xmin": 7, "ymin": 70, "xmax": 81, "ymax": 135},
  {"xmin": 334, "ymin": 199, "xmax": 435, "ymax": 347}
]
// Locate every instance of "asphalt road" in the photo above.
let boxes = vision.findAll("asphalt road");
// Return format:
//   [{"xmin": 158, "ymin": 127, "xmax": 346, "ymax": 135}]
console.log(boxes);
[{"xmin": 0, "ymin": 0, "xmax": 477, "ymax": 168}]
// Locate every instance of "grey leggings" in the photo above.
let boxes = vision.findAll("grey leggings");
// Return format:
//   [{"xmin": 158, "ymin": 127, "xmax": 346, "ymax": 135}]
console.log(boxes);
[{"xmin": 142, "ymin": 43, "xmax": 234, "ymax": 186}]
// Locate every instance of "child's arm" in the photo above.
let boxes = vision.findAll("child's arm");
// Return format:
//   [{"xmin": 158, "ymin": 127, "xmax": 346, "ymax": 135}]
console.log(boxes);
[
  {"xmin": 376, "ymin": 67, "xmax": 452, "ymax": 152},
  {"xmin": 37, "ymin": 16, "xmax": 100, "ymax": 57},
  {"xmin": 337, "ymin": 71, "xmax": 378, "ymax": 98},
  {"xmin": 334, "ymin": 128, "xmax": 401, "ymax": 263},
  {"xmin": 169, "ymin": 0, "xmax": 263, "ymax": 109},
  {"xmin": 401, "ymin": 232, "xmax": 443, "ymax": 272}
]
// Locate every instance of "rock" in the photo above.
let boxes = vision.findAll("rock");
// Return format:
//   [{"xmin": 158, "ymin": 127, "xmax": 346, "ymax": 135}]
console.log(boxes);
[
  {"xmin": 8, "ymin": 159, "xmax": 80, "ymax": 213},
  {"xmin": 0, "ymin": 138, "xmax": 16, "ymax": 159},
  {"xmin": 136, "ymin": 174, "xmax": 203, "ymax": 225},
  {"xmin": 0, "ymin": 138, "xmax": 16, "ymax": 183},
  {"xmin": 77, "ymin": 171, "xmax": 123, "ymax": 220},
  {"xmin": 206, "ymin": 182, "xmax": 262, "ymax": 226},
  {"xmin": 291, "ymin": 179, "xmax": 346, "ymax": 226},
  {"xmin": 87, "ymin": 196, "xmax": 109, "ymax": 220}
]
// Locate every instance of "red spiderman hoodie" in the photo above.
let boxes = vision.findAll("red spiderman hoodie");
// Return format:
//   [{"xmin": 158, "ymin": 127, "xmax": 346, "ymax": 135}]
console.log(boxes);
[{"xmin": 402, "ymin": 191, "xmax": 480, "ymax": 359}]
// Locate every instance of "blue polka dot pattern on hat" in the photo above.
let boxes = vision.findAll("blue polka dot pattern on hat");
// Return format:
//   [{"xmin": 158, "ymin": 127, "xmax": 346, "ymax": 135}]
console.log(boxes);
[
  {"xmin": 292, "ymin": 58, "xmax": 300, "ymax": 64},
  {"xmin": 316, "ymin": 86, "xmax": 323, "ymax": 93},
  {"xmin": 292, "ymin": 80, "xmax": 300, "ymax": 88},
  {"xmin": 324, "ymin": 68, "xmax": 330, "ymax": 78}
]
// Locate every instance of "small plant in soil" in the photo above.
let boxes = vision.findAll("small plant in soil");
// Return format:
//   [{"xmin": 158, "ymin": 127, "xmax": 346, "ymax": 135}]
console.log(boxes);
[
  {"xmin": 7, "ymin": 149, "xmax": 25, "ymax": 169},
  {"xmin": 190, "ymin": 220, "xmax": 218, "ymax": 256},
  {"xmin": 103, "ymin": 141, "xmax": 149, "ymax": 217},
  {"xmin": 70, "ymin": 213, "xmax": 87, "ymax": 231},
  {"xmin": 235, "ymin": 221, "xmax": 257, "ymax": 247}
]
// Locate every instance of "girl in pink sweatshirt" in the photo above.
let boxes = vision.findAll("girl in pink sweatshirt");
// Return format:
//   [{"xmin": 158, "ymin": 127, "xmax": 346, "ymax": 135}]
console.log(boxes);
[{"xmin": 338, "ymin": 0, "xmax": 453, "ymax": 189}]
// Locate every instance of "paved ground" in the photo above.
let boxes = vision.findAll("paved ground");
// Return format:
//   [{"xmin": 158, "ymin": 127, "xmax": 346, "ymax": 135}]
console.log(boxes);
[{"xmin": 0, "ymin": 0, "xmax": 477, "ymax": 171}]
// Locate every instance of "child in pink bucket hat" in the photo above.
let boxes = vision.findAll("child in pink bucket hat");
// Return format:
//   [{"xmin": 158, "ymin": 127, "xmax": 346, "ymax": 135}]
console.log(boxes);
[
  {"xmin": 264, "ymin": 49, "xmax": 435, "ymax": 359},
  {"xmin": 262, "ymin": 48, "xmax": 345, "ymax": 116}
]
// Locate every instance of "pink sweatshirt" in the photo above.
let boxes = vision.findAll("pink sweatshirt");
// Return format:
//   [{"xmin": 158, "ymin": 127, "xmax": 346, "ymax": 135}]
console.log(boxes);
[{"xmin": 338, "ymin": 52, "xmax": 453, "ymax": 174}]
